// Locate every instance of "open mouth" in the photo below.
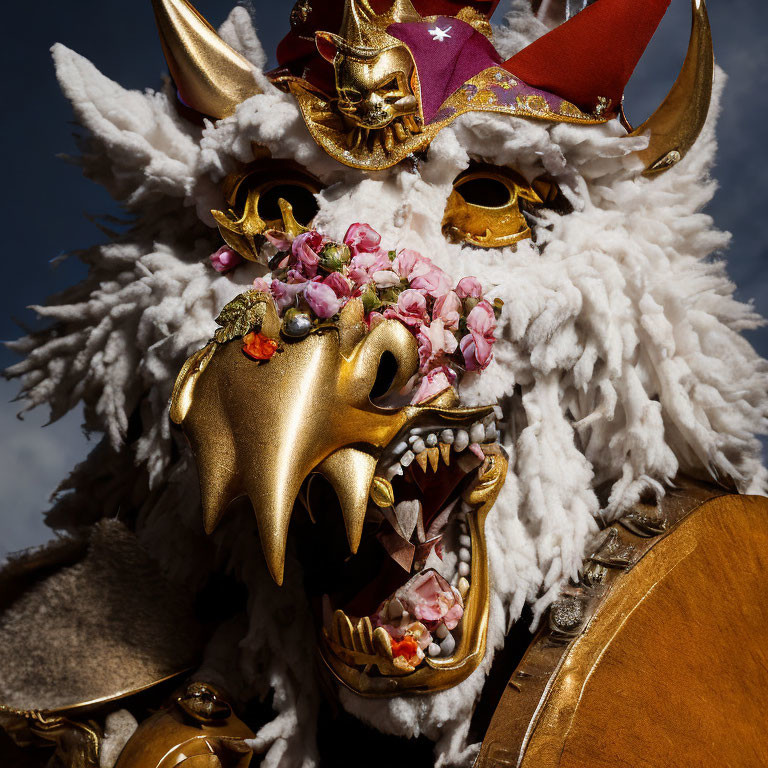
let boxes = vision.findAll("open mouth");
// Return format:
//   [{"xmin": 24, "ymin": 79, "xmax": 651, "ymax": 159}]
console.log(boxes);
[{"xmin": 298, "ymin": 408, "xmax": 508, "ymax": 696}]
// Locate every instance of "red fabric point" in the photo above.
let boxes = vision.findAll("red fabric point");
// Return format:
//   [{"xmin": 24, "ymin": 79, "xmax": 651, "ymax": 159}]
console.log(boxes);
[{"xmin": 504, "ymin": 0, "xmax": 671, "ymax": 114}]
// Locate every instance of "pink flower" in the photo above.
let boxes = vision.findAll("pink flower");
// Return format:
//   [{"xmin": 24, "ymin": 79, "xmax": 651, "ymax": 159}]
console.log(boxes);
[
  {"xmin": 417, "ymin": 319, "xmax": 458, "ymax": 372},
  {"xmin": 344, "ymin": 223, "xmax": 381, "ymax": 255},
  {"xmin": 393, "ymin": 570, "xmax": 464, "ymax": 631},
  {"xmin": 323, "ymin": 271, "xmax": 352, "ymax": 298},
  {"xmin": 366, "ymin": 311, "xmax": 385, "ymax": 330},
  {"xmin": 383, "ymin": 289, "xmax": 428, "ymax": 329},
  {"xmin": 412, "ymin": 366, "xmax": 457, "ymax": 404},
  {"xmin": 392, "ymin": 249, "xmax": 429, "ymax": 280},
  {"xmin": 410, "ymin": 265, "xmax": 452, "ymax": 298},
  {"xmin": 305, "ymin": 279, "xmax": 342, "ymax": 319},
  {"xmin": 291, "ymin": 231, "xmax": 324, "ymax": 278},
  {"xmin": 392, "ymin": 250, "xmax": 451, "ymax": 297},
  {"xmin": 209, "ymin": 246, "xmax": 243, "ymax": 274},
  {"xmin": 252, "ymin": 277, "xmax": 271, "ymax": 292},
  {"xmin": 265, "ymin": 230, "xmax": 294, "ymax": 251},
  {"xmin": 432, "ymin": 290, "xmax": 462, "ymax": 330},
  {"xmin": 460, "ymin": 300, "xmax": 497, "ymax": 371},
  {"xmin": 456, "ymin": 276, "xmax": 483, "ymax": 300},
  {"xmin": 348, "ymin": 252, "xmax": 392, "ymax": 286},
  {"xmin": 372, "ymin": 270, "xmax": 401, "ymax": 288},
  {"xmin": 271, "ymin": 279, "xmax": 307, "ymax": 311}
]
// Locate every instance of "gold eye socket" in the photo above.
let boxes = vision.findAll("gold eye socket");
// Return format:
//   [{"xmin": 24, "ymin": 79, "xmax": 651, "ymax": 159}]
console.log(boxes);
[
  {"xmin": 212, "ymin": 160, "xmax": 323, "ymax": 262},
  {"xmin": 442, "ymin": 165, "xmax": 551, "ymax": 249}
]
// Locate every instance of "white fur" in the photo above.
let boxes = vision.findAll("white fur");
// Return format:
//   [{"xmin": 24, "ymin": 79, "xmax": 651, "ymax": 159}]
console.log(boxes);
[{"xmin": 5, "ymin": 5, "xmax": 767, "ymax": 767}]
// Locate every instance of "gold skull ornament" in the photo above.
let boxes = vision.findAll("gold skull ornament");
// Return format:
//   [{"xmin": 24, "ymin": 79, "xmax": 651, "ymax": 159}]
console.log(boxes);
[{"xmin": 171, "ymin": 293, "xmax": 508, "ymax": 696}]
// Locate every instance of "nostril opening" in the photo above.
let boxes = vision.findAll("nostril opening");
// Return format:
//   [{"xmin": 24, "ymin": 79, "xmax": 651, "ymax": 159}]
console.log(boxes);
[{"xmin": 370, "ymin": 351, "xmax": 399, "ymax": 402}]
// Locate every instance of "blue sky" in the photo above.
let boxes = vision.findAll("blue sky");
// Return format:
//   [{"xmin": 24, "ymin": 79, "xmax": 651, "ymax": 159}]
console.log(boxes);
[{"xmin": 1, "ymin": 0, "xmax": 766, "ymax": 556}]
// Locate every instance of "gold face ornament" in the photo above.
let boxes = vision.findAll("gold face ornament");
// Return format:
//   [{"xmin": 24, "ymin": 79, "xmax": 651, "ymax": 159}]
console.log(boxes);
[
  {"xmin": 171, "ymin": 294, "xmax": 508, "ymax": 696},
  {"xmin": 313, "ymin": 0, "xmax": 425, "ymax": 158}
]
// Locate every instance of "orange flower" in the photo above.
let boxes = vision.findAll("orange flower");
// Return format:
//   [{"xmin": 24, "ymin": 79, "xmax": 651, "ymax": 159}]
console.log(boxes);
[
  {"xmin": 242, "ymin": 332, "xmax": 278, "ymax": 361},
  {"xmin": 389, "ymin": 635, "xmax": 420, "ymax": 664}
]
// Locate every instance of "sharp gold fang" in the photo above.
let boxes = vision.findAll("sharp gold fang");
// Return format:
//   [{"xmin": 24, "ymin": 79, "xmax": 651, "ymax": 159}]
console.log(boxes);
[
  {"xmin": 373, "ymin": 626, "xmax": 393, "ymax": 660},
  {"xmin": 394, "ymin": 120, "xmax": 408, "ymax": 142},
  {"xmin": 439, "ymin": 442, "xmax": 451, "ymax": 466},
  {"xmin": 427, "ymin": 446, "xmax": 439, "ymax": 472},
  {"xmin": 357, "ymin": 616, "xmax": 374, "ymax": 654},
  {"xmin": 415, "ymin": 450, "xmax": 429, "ymax": 473},
  {"xmin": 334, "ymin": 609, "xmax": 355, "ymax": 650}
]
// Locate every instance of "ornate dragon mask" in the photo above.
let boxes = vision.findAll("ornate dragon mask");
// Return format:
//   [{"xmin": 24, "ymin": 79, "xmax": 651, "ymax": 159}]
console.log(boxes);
[
  {"xmin": 158, "ymin": 0, "xmax": 716, "ymax": 699},
  {"xmin": 172, "ymin": 290, "xmax": 508, "ymax": 695}
]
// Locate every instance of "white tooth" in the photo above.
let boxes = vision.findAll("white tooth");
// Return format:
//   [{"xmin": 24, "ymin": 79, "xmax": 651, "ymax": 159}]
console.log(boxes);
[
  {"xmin": 440, "ymin": 429, "xmax": 454, "ymax": 444},
  {"xmin": 470, "ymin": 422, "xmax": 485, "ymax": 443},
  {"xmin": 388, "ymin": 598, "xmax": 404, "ymax": 620},
  {"xmin": 458, "ymin": 577, "xmax": 470, "ymax": 601},
  {"xmin": 395, "ymin": 500, "xmax": 421, "ymax": 540},
  {"xmin": 426, "ymin": 433, "xmax": 438, "ymax": 447},
  {"xmin": 454, "ymin": 430, "xmax": 469, "ymax": 452},
  {"xmin": 483, "ymin": 412, "xmax": 495, "ymax": 427},
  {"xmin": 459, "ymin": 547, "xmax": 471, "ymax": 563},
  {"xmin": 493, "ymin": 405, "xmax": 503, "ymax": 420},
  {"xmin": 412, "ymin": 438, "xmax": 426, "ymax": 454},
  {"xmin": 386, "ymin": 463, "xmax": 404, "ymax": 481},
  {"xmin": 485, "ymin": 423, "xmax": 498, "ymax": 442},
  {"xmin": 401, "ymin": 450, "xmax": 415, "ymax": 467},
  {"xmin": 408, "ymin": 434, "xmax": 418, "ymax": 444},
  {"xmin": 428, "ymin": 643, "xmax": 441, "ymax": 658},
  {"xmin": 393, "ymin": 441, "xmax": 408, "ymax": 455},
  {"xmin": 459, "ymin": 534, "xmax": 471, "ymax": 548},
  {"xmin": 459, "ymin": 561, "xmax": 470, "ymax": 577},
  {"xmin": 436, "ymin": 623, "xmax": 449, "ymax": 640},
  {"xmin": 460, "ymin": 501, "xmax": 473, "ymax": 515},
  {"xmin": 440, "ymin": 632, "xmax": 456, "ymax": 657}
]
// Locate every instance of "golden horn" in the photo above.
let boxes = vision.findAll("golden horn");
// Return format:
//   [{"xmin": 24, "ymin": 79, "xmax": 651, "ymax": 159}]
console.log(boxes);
[
  {"xmin": 630, "ymin": 0, "xmax": 714, "ymax": 176},
  {"xmin": 152, "ymin": 0, "xmax": 261, "ymax": 119}
]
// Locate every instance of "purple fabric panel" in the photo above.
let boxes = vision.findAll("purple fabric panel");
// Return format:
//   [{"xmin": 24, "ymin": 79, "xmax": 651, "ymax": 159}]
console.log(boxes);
[{"xmin": 387, "ymin": 17, "xmax": 502, "ymax": 123}]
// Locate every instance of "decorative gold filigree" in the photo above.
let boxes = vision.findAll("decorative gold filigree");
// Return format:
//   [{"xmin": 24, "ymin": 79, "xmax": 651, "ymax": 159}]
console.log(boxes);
[
  {"xmin": 213, "ymin": 290, "xmax": 279, "ymax": 344},
  {"xmin": 286, "ymin": 66, "xmax": 604, "ymax": 171}
]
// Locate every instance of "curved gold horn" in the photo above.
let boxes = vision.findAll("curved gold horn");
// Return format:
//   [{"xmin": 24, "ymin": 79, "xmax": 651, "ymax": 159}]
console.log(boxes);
[
  {"xmin": 630, "ymin": 0, "xmax": 714, "ymax": 176},
  {"xmin": 152, "ymin": 0, "xmax": 261, "ymax": 119}
]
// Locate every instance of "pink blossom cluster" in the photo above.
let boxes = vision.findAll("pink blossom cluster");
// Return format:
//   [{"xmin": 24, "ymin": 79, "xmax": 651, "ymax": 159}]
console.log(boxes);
[{"xmin": 245, "ymin": 223, "xmax": 498, "ymax": 403}]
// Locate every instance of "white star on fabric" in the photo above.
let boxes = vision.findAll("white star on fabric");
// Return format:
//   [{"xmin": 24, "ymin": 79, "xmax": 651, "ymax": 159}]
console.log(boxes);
[{"xmin": 428, "ymin": 25, "xmax": 452, "ymax": 42}]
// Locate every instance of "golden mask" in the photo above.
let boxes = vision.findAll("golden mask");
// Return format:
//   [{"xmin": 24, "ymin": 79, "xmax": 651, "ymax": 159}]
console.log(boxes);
[
  {"xmin": 171, "ymin": 293, "xmax": 508, "ymax": 696},
  {"xmin": 211, "ymin": 159, "xmax": 323, "ymax": 262},
  {"xmin": 443, "ymin": 165, "xmax": 545, "ymax": 248}
]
